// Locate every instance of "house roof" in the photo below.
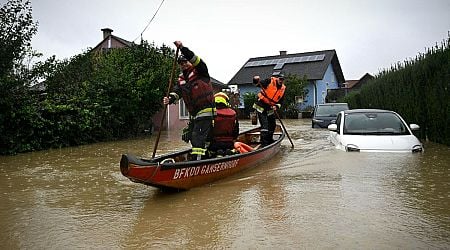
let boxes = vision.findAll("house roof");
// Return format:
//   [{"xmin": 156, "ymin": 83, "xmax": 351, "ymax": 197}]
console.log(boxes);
[
  {"xmin": 228, "ymin": 49, "xmax": 345, "ymax": 85},
  {"xmin": 211, "ymin": 77, "xmax": 228, "ymax": 90},
  {"xmin": 343, "ymin": 80, "xmax": 359, "ymax": 89},
  {"xmin": 111, "ymin": 35, "xmax": 133, "ymax": 47},
  {"xmin": 343, "ymin": 73, "xmax": 374, "ymax": 89},
  {"xmin": 92, "ymin": 34, "xmax": 133, "ymax": 51}
]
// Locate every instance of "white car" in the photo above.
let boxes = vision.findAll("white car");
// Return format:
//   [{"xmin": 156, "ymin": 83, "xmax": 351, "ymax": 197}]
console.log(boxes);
[{"xmin": 328, "ymin": 109, "xmax": 423, "ymax": 153}]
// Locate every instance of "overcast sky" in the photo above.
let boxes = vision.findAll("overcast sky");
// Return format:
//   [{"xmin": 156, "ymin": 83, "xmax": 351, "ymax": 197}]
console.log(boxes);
[{"xmin": 22, "ymin": 0, "xmax": 450, "ymax": 82}]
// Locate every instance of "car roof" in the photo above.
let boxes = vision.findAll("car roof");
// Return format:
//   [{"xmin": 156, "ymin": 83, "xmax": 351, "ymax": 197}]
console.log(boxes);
[{"xmin": 343, "ymin": 109, "xmax": 394, "ymax": 114}]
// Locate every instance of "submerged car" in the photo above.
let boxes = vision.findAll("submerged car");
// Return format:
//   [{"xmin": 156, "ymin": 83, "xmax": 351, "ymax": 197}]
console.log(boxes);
[
  {"xmin": 328, "ymin": 109, "xmax": 423, "ymax": 153},
  {"xmin": 312, "ymin": 103, "xmax": 349, "ymax": 128}
]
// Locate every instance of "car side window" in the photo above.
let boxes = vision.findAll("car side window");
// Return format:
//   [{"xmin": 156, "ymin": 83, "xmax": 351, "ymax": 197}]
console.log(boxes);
[{"xmin": 335, "ymin": 113, "xmax": 342, "ymax": 134}]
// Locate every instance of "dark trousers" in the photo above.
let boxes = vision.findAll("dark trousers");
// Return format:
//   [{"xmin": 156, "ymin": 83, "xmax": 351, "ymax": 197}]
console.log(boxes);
[
  {"xmin": 257, "ymin": 110, "xmax": 276, "ymax": 146},
  {"xmin": 190, "ymin": 118, "xmax": 213, "ymax": 157},
  {"xmin": 209, "ymin": 141, "xmax": 234, "ymax": 152}
]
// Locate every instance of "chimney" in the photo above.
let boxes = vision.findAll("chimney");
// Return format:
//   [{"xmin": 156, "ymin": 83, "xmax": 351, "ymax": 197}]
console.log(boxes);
[
  {"xmin": 279, "ymin": 50, "xmax": 287, "ymax": 56},
  {"xmin": 101, "ymin": 28, "xmax": 113, "ymax": 39}
]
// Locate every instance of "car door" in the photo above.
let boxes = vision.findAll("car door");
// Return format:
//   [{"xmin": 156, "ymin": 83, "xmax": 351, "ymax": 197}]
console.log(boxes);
[{"xmin": 329, "ymin": 112, "xmax": 342, "ymax": 146}]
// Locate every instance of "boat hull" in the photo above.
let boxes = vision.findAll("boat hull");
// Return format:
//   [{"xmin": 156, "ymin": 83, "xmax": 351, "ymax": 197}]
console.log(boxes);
[{"xmin": 120, "ymin": 126, "xmax": 284, "ymax": 190}]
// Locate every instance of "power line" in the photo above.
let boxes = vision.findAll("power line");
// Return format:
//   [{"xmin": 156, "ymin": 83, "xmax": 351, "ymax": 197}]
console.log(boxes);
[{"xmin": 133, "ymin": 0, "xmax": 166, "ymax": 42}]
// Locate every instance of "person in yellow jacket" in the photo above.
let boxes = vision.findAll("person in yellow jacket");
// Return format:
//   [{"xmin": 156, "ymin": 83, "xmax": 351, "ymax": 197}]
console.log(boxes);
[
  {"xmin": 252, "ymin": 72, "xmax": 286, "ymax": 147},
  {"xmin": 163, "ymin": 41, "xmax": 216, "ymax": 160}
]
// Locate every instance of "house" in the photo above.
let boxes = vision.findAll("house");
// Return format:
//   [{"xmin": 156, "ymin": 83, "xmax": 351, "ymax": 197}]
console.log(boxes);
[
  {"xmin": 343, "ymin": 73, "xmax": 374, "ymax": 91},
  {"xmin": 92, "ymin": 28, "xmax": 133, "ymax": 52},
  {"xmin": 228, "ymin": 50, "xmax": 346, "ymax": 112},
  {"xmin": 90, "ymin": 28, "xmax": 227, "ymax": 132},
  {"xmin": 326, "ymin": 73, "xmax": 374, "ymax": 102},
  {"xmin": 30, "ymin": 28, "xmax": 133, "ymax": 96}
]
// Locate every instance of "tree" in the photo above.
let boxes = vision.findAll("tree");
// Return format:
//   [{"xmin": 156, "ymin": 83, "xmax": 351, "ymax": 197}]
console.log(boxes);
[
  {"xmin": 0, "ymin": 0, "xmax": 177, "ymax": 155},
  {"xmin": 282, "ymin": 74, "xmax": 308, "ymax": 118},
  {"xmin": 243, "ymin": 92, "xmax": 257, "ymax": 118},
  {"xmin": 0, "ymin": 0, "xmax": 40, "ymax": 154},
  {"xmin": 38, "ymin": 42, "xmax": 174, "ymax": 147},
  {"xmin": 0, "ymin": 0, "xmax": 37, "ymax": 76}
]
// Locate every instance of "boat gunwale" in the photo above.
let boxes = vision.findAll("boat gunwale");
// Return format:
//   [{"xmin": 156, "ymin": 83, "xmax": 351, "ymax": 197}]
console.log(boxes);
[
  {"xmin": 160, "ymin": 134, "xmax": 284, "ymax": 170},
  {"xmin": 123, "ymin": 126, "xmax": 286, "ymax": 170}
]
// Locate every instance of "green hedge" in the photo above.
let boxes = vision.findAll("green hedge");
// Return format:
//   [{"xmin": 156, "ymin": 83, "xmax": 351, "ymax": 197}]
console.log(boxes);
[{"xmin": 1, "ymin": 43, "xmax": 174, "ymax": 155}]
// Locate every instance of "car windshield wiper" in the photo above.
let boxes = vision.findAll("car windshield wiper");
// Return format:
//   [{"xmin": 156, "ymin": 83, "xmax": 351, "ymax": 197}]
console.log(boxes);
[{"xmin": 377, "ymin": 132, "xmax": 396, "ymax": 135}]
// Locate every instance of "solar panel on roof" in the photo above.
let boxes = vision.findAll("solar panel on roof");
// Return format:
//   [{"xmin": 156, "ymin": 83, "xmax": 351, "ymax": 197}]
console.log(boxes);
[
  {"xmin": 274, "ymin": 63, "xmax": 284, "ymax": 70},
  {"xmin": 244, "ymin": 53, "xmax": 326, "ymax": 68}
]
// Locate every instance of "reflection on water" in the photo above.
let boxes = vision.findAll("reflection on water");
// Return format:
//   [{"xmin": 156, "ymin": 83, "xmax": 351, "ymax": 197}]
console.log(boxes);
[{"xmin": 0, "ymin": 120, "xmax": 449, "ymax": 249}]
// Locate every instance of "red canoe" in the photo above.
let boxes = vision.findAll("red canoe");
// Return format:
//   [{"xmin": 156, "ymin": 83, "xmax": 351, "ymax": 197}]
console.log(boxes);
[{"xmin": 120, "ymin": 125, "xmax": 285, "ymax": 190}]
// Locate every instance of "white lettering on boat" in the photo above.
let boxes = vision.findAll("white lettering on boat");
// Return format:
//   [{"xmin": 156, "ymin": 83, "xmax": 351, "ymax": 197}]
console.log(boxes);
[{"xmin": 172, "ymin": 159, "xmax": 240, "ymax": 180}]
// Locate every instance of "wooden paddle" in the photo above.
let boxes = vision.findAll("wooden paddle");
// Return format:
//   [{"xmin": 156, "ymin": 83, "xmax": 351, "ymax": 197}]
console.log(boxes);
[
  {"xmin": 152, "ymin": 47, "xmax": 180, "ymax": 158},
  {"xmin": 274, "ymin": 109, "xmax": 294, "ymax": 149}
]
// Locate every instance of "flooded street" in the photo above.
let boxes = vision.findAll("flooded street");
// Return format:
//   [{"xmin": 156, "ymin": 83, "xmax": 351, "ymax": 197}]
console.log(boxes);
[{"xmin": 1, "ymin": 119, "xmax": 449, "ymax": 249}]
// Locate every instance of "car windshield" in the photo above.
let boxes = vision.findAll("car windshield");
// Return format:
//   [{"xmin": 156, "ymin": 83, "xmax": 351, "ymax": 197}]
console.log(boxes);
[
  {"xmin": 315, "ymin": 104, "xmax": 348, "ymax": 117},
  {"xmin": 343, "ymin": 112, "xmax": 410, "ymax": 135}
]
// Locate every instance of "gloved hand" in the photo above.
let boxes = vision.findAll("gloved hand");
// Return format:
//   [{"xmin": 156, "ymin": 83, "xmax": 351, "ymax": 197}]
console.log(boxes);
[
  {"xmin": 163, "ymin": 96, "xmax": 170, "ymax": 105},
  {"xmin": 174, "ymin": 41, "xmax": 183, "ymax": 49},
  {"xmin": 164, "ymin": 93, "xmax": 177, "ymax": 105},
  {"xmin": 273, "ymin": 104, "xmax": 281, "ymax": 110}
]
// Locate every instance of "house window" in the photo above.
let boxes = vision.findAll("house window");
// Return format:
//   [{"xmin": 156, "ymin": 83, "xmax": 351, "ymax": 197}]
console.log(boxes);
[{"xmin": 179, "ymin": 99, "xmax": 189, "ymax": 119}]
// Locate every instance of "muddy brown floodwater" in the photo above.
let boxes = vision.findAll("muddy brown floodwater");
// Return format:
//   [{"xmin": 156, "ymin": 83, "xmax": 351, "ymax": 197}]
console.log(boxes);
[{"xmin": 1, "ymin": 119, "xmax": 449, "ymax": 249}]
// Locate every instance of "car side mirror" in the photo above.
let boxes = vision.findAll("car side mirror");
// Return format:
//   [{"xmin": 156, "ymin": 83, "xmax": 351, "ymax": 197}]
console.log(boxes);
[
  {"xmin": 328, "ymin": 124, "xmax": 338, "ymax": 132},
  {"xmin": 410, "ymin": 124, "xmax": 420, "ymax": 130}
]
